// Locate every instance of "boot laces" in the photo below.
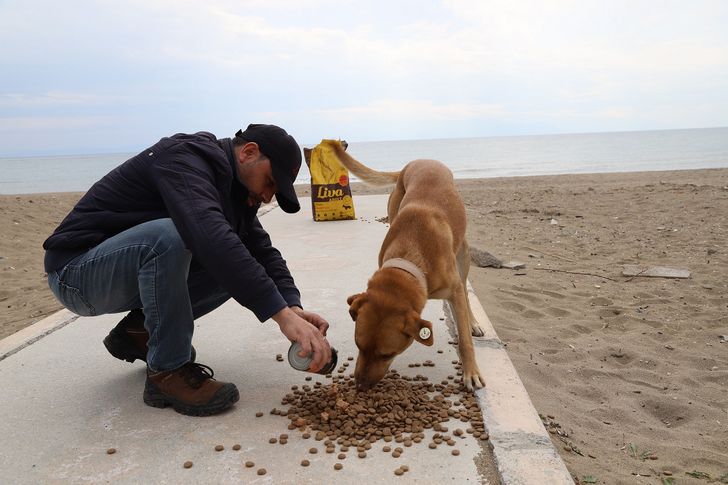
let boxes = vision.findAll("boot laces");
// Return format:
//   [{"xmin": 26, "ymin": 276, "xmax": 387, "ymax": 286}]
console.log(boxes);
[{"xmin": 180, "ymin": 362, "xmax": 215, "ymax": 389}]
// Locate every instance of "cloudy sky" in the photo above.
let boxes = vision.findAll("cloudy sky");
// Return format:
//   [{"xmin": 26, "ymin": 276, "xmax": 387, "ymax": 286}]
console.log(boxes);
[{"xmin": 1, "ymin": 0, "xmax": 727, "ymax": 156}]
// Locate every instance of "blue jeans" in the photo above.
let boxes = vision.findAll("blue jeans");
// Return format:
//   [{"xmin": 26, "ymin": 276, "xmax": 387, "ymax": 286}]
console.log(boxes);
[{"xmin": 47, "ymin": 218, "xmax": 230, "ymax": 371}]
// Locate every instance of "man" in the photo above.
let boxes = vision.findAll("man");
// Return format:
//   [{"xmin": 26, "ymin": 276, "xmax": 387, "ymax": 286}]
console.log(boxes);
[{"xmin": 43, "ymin": 124, "xmax": 332, "ymax": 417}]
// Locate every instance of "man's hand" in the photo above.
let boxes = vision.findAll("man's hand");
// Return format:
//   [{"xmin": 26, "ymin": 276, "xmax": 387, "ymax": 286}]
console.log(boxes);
[
  {"xmin": 290, "ymin": 306, "xmax": 329, "ymax": 336},
  {"xmin": 272, "ymin": 307, "xmax": 331, "ymax": 372}
]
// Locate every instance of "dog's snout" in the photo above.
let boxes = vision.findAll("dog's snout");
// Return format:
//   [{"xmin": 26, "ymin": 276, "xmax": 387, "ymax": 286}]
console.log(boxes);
[{"xmin": 355, "ymin": 379, "xmax": 374, "ymax": 392}]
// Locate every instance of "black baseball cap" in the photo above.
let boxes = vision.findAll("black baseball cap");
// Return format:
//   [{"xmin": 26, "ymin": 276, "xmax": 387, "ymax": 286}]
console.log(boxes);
[{"xmin": 235, "ymin": 124, "xmax": 302, "ymax": 213}]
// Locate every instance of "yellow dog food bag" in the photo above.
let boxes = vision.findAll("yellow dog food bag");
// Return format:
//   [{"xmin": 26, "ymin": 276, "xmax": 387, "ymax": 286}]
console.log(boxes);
[{"xmin": 303, "ymin": 140, "xmax": 355, "ymax": 221}]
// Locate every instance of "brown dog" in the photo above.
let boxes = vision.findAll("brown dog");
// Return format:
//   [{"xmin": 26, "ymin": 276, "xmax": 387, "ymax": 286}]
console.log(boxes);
[{"xmin": 321, "ymin": 140, "xmax": 486, "ymax": 391}]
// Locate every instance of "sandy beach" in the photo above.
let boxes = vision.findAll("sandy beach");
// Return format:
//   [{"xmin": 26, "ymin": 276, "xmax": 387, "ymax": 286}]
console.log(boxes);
[{"xmin": 1, "ymin": 168, "xmax": 727, "ymax": 483}]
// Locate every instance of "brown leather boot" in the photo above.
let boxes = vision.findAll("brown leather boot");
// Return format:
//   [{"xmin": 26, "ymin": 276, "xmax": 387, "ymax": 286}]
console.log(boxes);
[
  {"xmin": 103, "ymin": 309, "xmax": 196, "ymax": 363},
  {"xmin": 143, "ymin": 362, "xmax": 239, "ymax": 416}
]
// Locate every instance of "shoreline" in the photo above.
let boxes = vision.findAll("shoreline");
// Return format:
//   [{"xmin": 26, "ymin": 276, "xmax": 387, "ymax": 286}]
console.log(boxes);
[
  {"xmin": 1, "ymin": 167, "xmax": 727, "ymax": 483},
  {"xmin": 3, "ymin": 165, "xmax": 728, "ymax": 198}
]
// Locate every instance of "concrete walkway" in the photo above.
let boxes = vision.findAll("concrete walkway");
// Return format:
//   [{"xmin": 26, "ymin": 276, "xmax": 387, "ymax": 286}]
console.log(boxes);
[{"xmin": 0, "ymin": 195, "xmax": 573, "ymax": 484}]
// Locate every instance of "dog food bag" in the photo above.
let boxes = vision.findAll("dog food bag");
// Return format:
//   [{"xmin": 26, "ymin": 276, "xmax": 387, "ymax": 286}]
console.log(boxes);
[{"xmin": 303, "ymin": 140, "xmax": 355, "ymax": 221}]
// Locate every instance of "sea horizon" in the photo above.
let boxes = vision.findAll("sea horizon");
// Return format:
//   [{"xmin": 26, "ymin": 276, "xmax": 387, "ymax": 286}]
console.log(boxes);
[{"xmin": 2, "ymin": 126, "xmax": 727, "ymax": 195}]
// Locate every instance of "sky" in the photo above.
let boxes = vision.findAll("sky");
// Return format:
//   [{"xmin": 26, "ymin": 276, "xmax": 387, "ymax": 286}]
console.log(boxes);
[{"xmin": 1, "ymin": 0, "xmax": 727, "ymax": 157}]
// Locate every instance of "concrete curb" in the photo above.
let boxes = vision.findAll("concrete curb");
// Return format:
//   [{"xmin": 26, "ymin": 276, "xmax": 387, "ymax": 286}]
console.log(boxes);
[
  {"xmin": 463, "ymin": 282, "xmax": 575, "ymax": 484},
  {"xmin": 0, "ymin": 308, "xmax": 78, "ymax": 362}
]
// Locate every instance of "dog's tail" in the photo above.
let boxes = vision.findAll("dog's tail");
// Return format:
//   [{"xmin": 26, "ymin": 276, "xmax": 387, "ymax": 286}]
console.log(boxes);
[{"xmin": 321, "ymin": 139, "xmax": 400, "ymax": 187}]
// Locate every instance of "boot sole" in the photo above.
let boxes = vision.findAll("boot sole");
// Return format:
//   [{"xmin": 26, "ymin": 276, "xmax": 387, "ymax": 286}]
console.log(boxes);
[
  {"xmin": 103, "ymin": 331, "xmax": 197, "ymax": 363},
  {"xmin": 143, "ymin": 381, "xmax": 240, "ymax": 417}
]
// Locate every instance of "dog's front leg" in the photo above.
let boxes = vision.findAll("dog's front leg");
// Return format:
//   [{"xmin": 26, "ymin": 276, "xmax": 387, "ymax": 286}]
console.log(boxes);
[{"xmin": 450, "ymin": 286, "xmax": 485, "ymax": 390}]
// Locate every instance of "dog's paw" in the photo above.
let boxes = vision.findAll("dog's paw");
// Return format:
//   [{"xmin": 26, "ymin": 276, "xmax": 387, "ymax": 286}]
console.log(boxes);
[
  {"xmin": 463, "ymin": 370, "xmax": 486, "ymax": 391},
  {"xmin": 470, "ymin": 324, "xmax": 485, "ymax": 338}
]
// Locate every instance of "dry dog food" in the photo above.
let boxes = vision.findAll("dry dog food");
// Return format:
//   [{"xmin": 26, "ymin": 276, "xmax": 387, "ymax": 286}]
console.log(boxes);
[
  {"xmin": 214, "ymin": 444, "xmax": 224, "ymax": 451},
  {"xmin": 183, "ymin": 461, "xmax": 193, "ymax": 469},
  {"xmin": 257, "ymin": 468, "xmax": 267, "ymax": 475},
  {"xmin": 245, "ymin": 461, "xmax": 254, "ymax": 468},
  {"xmin": 334, "ymin": 463, "xmax": 343, "ymax": 470},
  {"xmin": 232, "ymin": 444, "xmax": 241, "ymax": 451},
  {"xmin": 264, "ymin": 355, "xmax": 485, "ymax": 478},
  {"xmin": 106, "ymin": 448, "xmax": 116, "ymax": 455}
]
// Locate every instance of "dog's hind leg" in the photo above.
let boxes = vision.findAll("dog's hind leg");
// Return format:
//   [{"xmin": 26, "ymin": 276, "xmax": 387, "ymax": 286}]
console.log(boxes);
[
  {"xmin": 456, "ymin": 240, "xmax": 485, "ymax": 337},
  {"xmin": 386, "ymin": 177, "xmax": 406, "ymax": 223}
]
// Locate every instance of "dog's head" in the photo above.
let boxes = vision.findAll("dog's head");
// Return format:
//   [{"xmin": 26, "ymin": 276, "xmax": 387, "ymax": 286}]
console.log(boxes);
[{"xmin": 347, "ymin": 290, "xmax": 433, "ymax": 391}]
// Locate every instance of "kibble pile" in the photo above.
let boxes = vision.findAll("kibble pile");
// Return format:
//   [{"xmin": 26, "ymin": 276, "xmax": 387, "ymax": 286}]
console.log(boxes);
[
  {"xmin": 265, "ymin": 357, "xmax": 488, "ymax": 475},
  {"xmin": 276, "ymin": 368, "xmax": 485, "ymax": 444}
]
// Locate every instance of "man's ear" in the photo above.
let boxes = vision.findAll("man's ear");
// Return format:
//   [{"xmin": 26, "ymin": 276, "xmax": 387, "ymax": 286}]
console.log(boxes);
[
  {"xmin": 404, "ymin": 312, "xmax": 434, "ymax": 346},
  {"xmin": 347, "ymin": 293, "xmax": 367, "ymax": 321},
  {"xmin": 238, "ymin": 142, "xmax": 261, "ymax": 164}
]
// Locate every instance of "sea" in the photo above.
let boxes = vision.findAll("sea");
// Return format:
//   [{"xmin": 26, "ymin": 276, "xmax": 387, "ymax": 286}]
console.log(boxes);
[{"xmin": 1, "ymin": 127, "xmax": 727, "ymax": 195}]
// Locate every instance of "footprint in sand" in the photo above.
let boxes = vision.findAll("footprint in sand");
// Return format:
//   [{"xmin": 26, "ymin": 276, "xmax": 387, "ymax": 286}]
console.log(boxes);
[
  {"xmin": 596, "ymin": 307, "xmax": 625, "ymax": 318},
  {"xmin": 501, "ymin": 300, "xmax": 526, "ymax": 313},
  {"xmin": 546, "ymin": 307, "xmax": 571, "ymax": 317},
  {"xmin": 641, "ymin": 399, "xmax": 690, "ymax": 428},
  {"xmin": 522, "ymin": 309, "xmax": 544, "ymax": 319},
  {"xmin": 590, "ymin": 296, "xmax": 613, "ymax": 306},
  {"xmin": 500, "ymin": 300, "xmax": 544, "ymax": 319},
  {"xmin": 569, "ymin": 323, "xmax": 592, "ymax": 334}
]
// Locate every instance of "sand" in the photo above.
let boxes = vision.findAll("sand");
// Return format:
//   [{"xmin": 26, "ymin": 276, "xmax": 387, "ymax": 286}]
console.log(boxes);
[{"xmin": 1, "ymin": 168, "xmax": 727, "ymax": 483}]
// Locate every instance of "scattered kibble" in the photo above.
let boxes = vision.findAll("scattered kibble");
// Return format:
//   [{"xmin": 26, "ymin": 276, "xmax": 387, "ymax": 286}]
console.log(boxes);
[
  {"xmin": 334, "ymin": 463, "xmax": 343, "ymax": 470},
  {"xmin": 269, "ymin": 438, "xmax": 277, "ymax": 444},
  {"xmin": 452, "ymin": 449, "xmax": 460, "ymax": 456},
  {"xmin": 301, "ymin": 459, "xmax": 310, "ymax": 467},
  {"xmin": 257, "ymin": 468, "xmax": 267, "ymax": 475},
  {"xmin": 245, "ymin": 461, "xmax": 254, "ymax": 468},
  {"xmin": 214, "ymin": 445, "xmax": 224, "ymax": 451},
  {"xmin": 183, "ymin": 461, "xmax": 193, "ymax": 469},
  {"xmin": 266, "ymin": 360, "xmax": 486, "ymax": 468},
  {"xmin": 232, "ymin": 444, "xmax": 241, "ymax": 451},
  {"xmin": 394, "ymin": 468, "xmax": 404, "ymax": 476},
  {"xmin": 106, "ymin": 448, "xmax": 116, "ymax": 455},
  {"xmin": 255, "ymin": 412, "xmax": 263, "ymax": 417}
]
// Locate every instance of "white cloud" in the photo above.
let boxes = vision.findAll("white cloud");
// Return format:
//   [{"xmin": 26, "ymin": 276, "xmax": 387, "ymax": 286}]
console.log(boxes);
[
  {"xmin": 0, "ymin": 115, "xmax": 119, "ymax": 131},
  {"xmin": 0, "ymin": 0, "xmax": 727, "ymax": 155},
  {"xmin": 313, "ymin": 100, "xmax": 506, "ymax": 121},
  {"xmin": 0, "ymin": 91, "xmax": 114, "ymax": 107}
]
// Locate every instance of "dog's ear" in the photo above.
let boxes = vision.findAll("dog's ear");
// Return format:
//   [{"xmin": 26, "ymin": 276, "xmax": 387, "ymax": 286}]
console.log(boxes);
[
  {"xmin": 404, "ymin": 312, "xmax": 434, "ymax": 346},
  {"xmin": 347, "ymin": 293, "xmax": 367, "ymax": 321}
]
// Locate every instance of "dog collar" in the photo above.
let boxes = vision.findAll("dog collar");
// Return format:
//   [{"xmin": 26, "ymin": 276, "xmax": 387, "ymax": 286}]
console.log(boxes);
[{"xmin": 381, "ymin": 258, "xmax": 427, "ymax": 292}]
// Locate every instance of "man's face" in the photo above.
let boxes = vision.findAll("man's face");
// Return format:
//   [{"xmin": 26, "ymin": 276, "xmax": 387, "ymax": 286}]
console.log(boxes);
[{"xmin": 236, "ymin": 144, "xmax": 278, "ymax": 207}]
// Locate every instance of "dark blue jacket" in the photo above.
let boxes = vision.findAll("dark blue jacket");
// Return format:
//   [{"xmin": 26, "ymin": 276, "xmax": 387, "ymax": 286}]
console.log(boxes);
[{"xmin": 43, "ymin": 132, "xmax": 301, "ymax": 321}]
